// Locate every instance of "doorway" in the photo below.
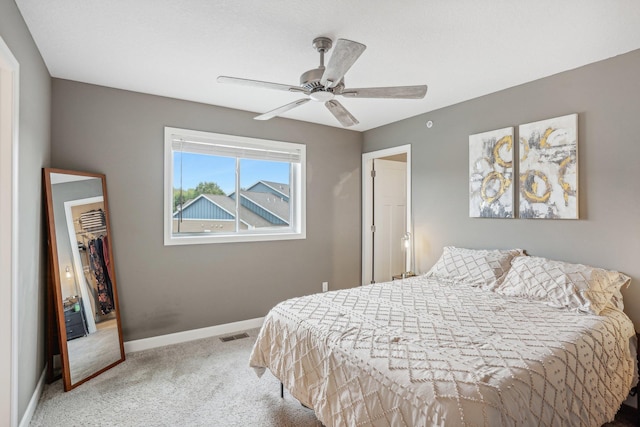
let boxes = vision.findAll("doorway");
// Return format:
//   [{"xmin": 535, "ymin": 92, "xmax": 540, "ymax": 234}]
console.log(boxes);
[
  {"xmin": 362, "ymin": 145, "xmax": 412, "ymax": 284},
  {"xmin": 0, "ymin": 35, "xmax": 19, "ymax": 427}
]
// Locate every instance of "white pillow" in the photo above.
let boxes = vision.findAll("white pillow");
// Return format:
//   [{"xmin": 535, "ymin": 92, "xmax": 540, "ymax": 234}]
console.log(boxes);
[
  {"xmin": 495, "ymin": 256, "xmax": 631, "ymax": 315},
  {"xmin": 426, "ymin": 246, "xmax": 524, "ymax": 290}
]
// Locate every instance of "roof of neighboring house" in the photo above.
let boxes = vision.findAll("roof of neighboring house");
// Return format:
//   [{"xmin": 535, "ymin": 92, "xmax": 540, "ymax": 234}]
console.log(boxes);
[
  {"xmin": 250, "ymin": 180, "xmax": 290, "ymax": 198},
  {"xmin": 200, "ymin": 194, "xmax": 273, "ymax": 228},
  {"xmin": 174, "ymin": 180, "xmax": 292, "ymax": 227},
  {"xmin": 240, "ymin": 191, "xmax": 290, "ymax": 223},
  {"xmin": 174, "ymin": 194, "xmax": 274, "ymax": 228}
]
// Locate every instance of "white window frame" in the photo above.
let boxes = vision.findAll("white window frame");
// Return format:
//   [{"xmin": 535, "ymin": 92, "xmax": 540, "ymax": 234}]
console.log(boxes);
[{"xmin": 164, "ymin": 127, "xmax": 306, "ymax": 245}]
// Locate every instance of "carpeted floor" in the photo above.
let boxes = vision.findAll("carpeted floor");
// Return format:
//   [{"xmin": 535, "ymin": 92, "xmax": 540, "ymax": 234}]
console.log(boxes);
[
  {"xmin": 31, "ymin": 327, "xmax": 637, "ymax": 426},
  {"xmin": 31, "ymin": 328, "xmax": 320, "ymax": 427}
]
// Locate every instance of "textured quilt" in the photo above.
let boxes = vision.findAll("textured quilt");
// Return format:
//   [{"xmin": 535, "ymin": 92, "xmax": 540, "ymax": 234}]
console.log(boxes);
[{"xmin": 250, "ymin": 276, "xmax": 636, "ymax": 426}]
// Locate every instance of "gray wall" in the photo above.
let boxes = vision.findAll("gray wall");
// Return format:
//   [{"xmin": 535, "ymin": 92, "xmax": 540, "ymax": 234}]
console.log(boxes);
[
  {"xmin": 51, "ymin": 79, "xmax": 363, "ymax": 341},
  {"xmin": 0, "ymin": 0, "xmax": 51, "ymax": 423},
  {"xmin": 364, "ymin": 49, "xmax": 640, "ymax": 330}
]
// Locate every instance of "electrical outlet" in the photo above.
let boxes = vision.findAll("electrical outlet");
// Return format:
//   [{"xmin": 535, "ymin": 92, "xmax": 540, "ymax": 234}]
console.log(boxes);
[{"xmin": 322, "ymin": 282, "xmax": 328, "ymax": 292}]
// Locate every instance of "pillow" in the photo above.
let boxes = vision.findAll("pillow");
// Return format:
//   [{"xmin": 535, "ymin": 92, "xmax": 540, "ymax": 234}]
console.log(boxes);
[
  {"xmin": 495, "ymin": 256, "xmax": 631, "ymax": 315},
  {"xmin": 610, "ymin": 288, "xmax": 626, "ymax": 311},
  {"xmin": 425, "ymin": 246, "xmax": 524, "ymax": 289}
]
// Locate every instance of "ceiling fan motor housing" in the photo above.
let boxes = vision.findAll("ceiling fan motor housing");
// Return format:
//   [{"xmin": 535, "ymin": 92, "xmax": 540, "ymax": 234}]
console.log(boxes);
[
  {"xmin": 300, "ymin": 67, "xmax": 325, "ymax": 91},
  {"xmin": 301, "ymin": 67, "xmax": 337, "ymax": 101}
]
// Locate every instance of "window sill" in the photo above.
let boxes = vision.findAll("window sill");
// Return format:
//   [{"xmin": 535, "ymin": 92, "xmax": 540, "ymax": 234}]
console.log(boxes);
[{"xmin": 164, "ymin": 230, "xmax": 306, "ymax": 245}]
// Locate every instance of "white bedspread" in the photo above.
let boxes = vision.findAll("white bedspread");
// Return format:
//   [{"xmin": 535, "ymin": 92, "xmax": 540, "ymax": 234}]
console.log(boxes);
[{"xmin": 250, "ymin": 276, "xmax": 636, "ymax": 426}]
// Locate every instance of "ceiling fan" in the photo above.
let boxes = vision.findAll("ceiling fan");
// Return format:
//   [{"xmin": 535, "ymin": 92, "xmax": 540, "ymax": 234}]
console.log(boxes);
[{"xmin": 217, "ymin": 37, "xmax": 428, "ymax": 127}]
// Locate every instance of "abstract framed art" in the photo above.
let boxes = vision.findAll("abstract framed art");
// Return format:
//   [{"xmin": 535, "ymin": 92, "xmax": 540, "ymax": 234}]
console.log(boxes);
[
  {"xmin": 469, "ymin": 127, "xmax": 514, "ymax": 218},
  {"xmin": 518, "ymin": 113, "xmax": 578, "ymax": 219}
]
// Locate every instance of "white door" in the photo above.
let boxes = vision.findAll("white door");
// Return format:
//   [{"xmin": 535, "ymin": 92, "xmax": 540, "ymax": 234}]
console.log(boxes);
[{"xmin": 371, "ymin": 159, "xmax": 407, "ymax": 283}]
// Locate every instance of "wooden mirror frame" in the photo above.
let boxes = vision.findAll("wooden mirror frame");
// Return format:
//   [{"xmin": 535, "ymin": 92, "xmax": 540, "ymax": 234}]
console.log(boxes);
[{"xmin": 43, "ymin": 168, "xmax": 125, "ymax": 391}]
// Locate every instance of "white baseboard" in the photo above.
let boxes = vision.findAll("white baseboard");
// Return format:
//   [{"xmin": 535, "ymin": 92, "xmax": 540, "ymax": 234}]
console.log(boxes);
[
  {"xmin": 19, "ymin": 366, "xmax": 46, "ymax": 427},
  {"xmin": 124, "ymin": 317, "xmax": 264, "ymax": 354}
]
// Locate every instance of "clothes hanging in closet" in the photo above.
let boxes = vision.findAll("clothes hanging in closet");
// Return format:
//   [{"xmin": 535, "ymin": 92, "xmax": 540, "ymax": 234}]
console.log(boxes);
[
  {"xmin": 88, "ymin": 236, "xmax": 114, "ymax": 315},
  {"xmin": 102, "ymin": 234, "xmax": 113, "ymax": 282}
]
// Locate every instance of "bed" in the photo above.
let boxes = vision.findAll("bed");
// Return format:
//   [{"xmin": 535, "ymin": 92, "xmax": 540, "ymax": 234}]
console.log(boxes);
[{"xmin": 250, "ymin": 247, "xmax": 637, "ymax": 426}]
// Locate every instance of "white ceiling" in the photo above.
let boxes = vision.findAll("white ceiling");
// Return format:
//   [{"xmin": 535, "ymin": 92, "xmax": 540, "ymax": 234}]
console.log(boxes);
[{"xmin": 15, "ymin": 0, "xmax": 640, "ymax": 132}]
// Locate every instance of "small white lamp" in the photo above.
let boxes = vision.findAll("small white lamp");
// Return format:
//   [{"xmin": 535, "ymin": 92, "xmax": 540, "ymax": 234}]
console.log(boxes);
[{"xmin": 401, "ymin": 232, "xmax": 413, "ymax": 278}]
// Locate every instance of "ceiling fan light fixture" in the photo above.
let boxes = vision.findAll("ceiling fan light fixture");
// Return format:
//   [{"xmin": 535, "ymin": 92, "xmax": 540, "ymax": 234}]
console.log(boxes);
[{"xmin": 309, "ymin": 90, "xmax": 334, "ymax": 102}]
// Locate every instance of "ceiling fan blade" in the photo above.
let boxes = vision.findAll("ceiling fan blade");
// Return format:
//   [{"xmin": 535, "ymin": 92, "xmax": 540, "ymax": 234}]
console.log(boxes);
[
  {"xmin": 254, "ymin": 98, "xmax": 311, "ymax": 121},
  {"xmin": 320, "ymin": 39, "xmax": 366, "ymax": 88},
  {"xmin": 217, "ymin": 76, "xmax": 308, "ymax": 94},
  {"xmin": 325, "ymin": 100, "xmax": 359, "ymax": 127},
  {"xmin": 341, "ymin": 85, "xmax": 428, "ymax": 99}
]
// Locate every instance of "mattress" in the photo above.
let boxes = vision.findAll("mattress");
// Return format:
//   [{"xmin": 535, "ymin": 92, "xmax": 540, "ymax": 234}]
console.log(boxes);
[{"xmin": 250, "ymin": 275, "xmax": 636, "ymax": 426}]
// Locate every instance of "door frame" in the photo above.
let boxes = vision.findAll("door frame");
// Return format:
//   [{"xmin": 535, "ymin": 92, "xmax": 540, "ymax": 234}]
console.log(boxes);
[
  {"xmin": 362, "ymin": 144, "xmax": 411, "ymax": 285},
  {"xmin": 0, "ymin": 35, "xmax": 20, "ymax": 427},
  {"xmin": 64, "ymin": 196, "xmax": 104, "ymax": 334}
]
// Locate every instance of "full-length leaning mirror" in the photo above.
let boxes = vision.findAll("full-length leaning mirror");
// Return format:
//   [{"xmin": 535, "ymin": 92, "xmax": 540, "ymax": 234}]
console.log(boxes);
[{"xmin": 43, "ymin": 168, "xmax": 125, "ymax": 391}]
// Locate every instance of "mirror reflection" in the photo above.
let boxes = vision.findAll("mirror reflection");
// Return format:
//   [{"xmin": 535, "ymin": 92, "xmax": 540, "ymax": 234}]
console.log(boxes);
[{"xmin": 45, "ymin": 169, "xmax": 124, "ymax": 390}]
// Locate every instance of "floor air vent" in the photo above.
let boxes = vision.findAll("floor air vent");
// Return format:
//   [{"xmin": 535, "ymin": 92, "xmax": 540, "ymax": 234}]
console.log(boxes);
[{"xmin": 219, "ymin": 332, "xmax": 250, "ymax": 342}]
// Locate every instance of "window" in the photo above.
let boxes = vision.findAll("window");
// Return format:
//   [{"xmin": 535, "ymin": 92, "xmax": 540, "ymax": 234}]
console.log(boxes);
[{"xmin": 164, "ymin": 127, "xmax": 306, "ymax": 245}]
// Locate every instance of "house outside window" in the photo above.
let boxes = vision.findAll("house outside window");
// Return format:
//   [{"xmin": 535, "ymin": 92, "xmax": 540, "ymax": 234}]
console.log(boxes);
[{"xmin": 164, "ymin": 127, "xmax": 306, "ymax": 245}]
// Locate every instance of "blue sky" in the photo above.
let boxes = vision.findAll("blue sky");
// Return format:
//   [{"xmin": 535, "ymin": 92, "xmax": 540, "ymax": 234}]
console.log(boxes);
[{"xmin": 173, "ymin": 153, "xmax": 290, "ymax": 194}]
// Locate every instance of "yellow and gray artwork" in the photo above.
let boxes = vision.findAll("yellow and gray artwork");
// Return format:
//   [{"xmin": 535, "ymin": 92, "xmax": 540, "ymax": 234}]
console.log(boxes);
[
  {"xmin": 518, "ymin": 114, "xmax": 578, "ymax": 219},
  {"xmin": 469, "ymin": 127, "xmax": 514, "ymax": 218}
]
